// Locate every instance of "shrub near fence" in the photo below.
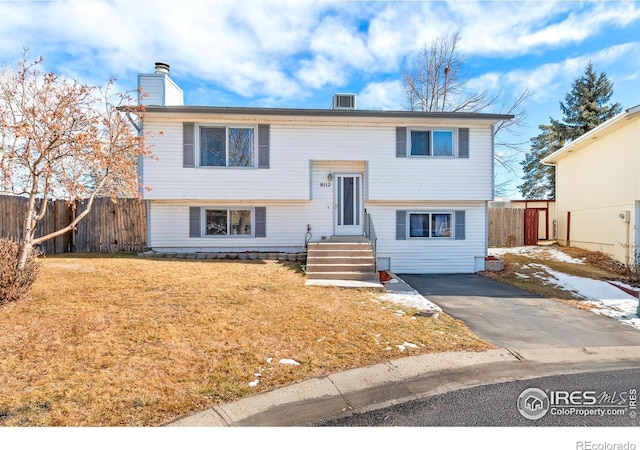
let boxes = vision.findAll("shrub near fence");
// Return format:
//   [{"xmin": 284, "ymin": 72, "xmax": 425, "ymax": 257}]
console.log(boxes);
[
  {"xmin": 488, "ymin": 207, "xmax": 524, "ymax": 247},
  {"xmin": 0, "ymin": 195, "xmax": 147, "ymax": 254}
]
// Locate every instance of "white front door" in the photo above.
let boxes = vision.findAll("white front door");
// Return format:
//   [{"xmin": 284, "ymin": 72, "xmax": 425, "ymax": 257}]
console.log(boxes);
[{"xmin": 334, "ymin": 174, "xmax": 363, "ymax": 235}]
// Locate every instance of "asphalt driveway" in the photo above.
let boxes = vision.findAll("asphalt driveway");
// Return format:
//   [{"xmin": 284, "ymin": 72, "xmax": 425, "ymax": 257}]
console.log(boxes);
[{"xmin": 400, "ymin": 274, "xmax": 640, "ymax": 349}]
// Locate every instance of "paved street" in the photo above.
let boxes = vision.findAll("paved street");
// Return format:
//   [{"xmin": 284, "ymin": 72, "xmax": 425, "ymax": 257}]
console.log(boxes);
[{"xmin": 315, "ymin": 367, "xmax": 640, "ymax": 426}]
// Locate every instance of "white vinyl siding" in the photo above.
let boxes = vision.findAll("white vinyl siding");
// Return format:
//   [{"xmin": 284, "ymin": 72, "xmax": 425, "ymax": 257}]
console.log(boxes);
[
  {"xmin": 142, "ymin": 120, "xmax": 492, "ymax": 202},
  {"xmin": 371, "ymin": 126, "xmax": 492, "ymax": 201},
  {"xmin": 150, "ymin": 201, "xmax": 311, "ymax": 251},
  {"xmin": 368, "ymin": 203, "xmax": 486, "ymax": 274},
  {"xmin": 149, "ymin": 200, "xmax": 486, "ymax": 273},
  {"xmin": 138, "ymin": 74, "xmax": 183, "ymax": 106},
  {"xmin": 138, "ymin": 75, "xmax": 165, "ymax": 106},
  {"xmin": 142, "ymin": 112, "xmax": 495, "ymax": 272}
]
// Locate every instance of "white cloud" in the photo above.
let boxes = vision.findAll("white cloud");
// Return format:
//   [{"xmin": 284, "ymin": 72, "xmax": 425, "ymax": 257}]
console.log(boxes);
[
  {"xmin": 1, "ymin": 0, "xmax": 639, "ymax": 105},
  {"xmin": 295, "ymin": 55, "xmax": 347, "ymax": 89},
  {"xmin": 454, "ymin": 1, "xmax": 640, "ymax": 57},
  {"xmin": 503, "ymin": 43, "xmax": 640, "ymax": 103},
  {"xmin": 358, "ymin": 80, "xmax": 405, "ymax": 110}
]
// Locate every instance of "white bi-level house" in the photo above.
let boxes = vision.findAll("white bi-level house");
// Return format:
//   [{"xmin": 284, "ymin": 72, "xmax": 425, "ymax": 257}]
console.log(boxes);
[{"xmin": 137, "ymin": 63, "xmax": 510, "ymax": 276}]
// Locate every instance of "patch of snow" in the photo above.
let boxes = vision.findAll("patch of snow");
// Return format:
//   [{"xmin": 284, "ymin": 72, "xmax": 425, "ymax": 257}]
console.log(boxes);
[
  {"xmin": 515, "ymin": 272, "xmax": 530, "ymax": 279},
  {"xmin": 379, "ymin": 291, "xmax": 442, "ymax": 313},
  {"xmin": 249, "ymin": 380, "xmax": 260, "ymax": 387},
  {"xmin": 489, "ymin": 246, "xmax": 585, "ymax": 264},
  {"xmin": 266, "ymin": 357, "xmax": 273, "ymax": 364},
  {"xmin": 524, "ymin": 263, "xmax": 640, "ymax": 332},
  {"xmin": 585, "ymin": 302, "xmax": 640, "ymax": 331},
  {"xmin": 396, "ymin": 341, "xmax": 419, "ymax": 351},
  {"xmin": 279, "ymin": 358, "xmax": 300, "ymax": 366}
]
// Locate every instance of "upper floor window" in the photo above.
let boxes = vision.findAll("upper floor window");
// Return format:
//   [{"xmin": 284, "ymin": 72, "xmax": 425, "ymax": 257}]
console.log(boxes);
[
  {"xmin": 410, "ymin": 129, "xmax": 454, "ymax": 157},
  {"xmin": 200, "ymin": 126, "xmax": 255, "ymax": 167}
]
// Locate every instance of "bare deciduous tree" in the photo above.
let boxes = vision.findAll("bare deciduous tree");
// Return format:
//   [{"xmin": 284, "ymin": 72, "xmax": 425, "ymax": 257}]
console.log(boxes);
[
  {"xmin": 0, "ymin": 51, "xmax": 150, "ymax": 270},
  {"xmin": 403, "ymin": 32, "xmax": 497, "ymax": 113},
  {"xmin": 403, "ymin": 33, "xmax": 530, "ymax": 196}
]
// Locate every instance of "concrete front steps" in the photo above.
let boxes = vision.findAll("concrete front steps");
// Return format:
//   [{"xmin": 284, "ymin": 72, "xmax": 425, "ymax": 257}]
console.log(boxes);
[{"xmin": 305, "ymin": 239, "xmax": 378, "ymax": 282}]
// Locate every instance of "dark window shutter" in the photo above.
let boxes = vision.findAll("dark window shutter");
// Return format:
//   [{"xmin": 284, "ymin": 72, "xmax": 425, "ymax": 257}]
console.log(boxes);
[
  {"xmin": 183, "ymin": 123, "xmax": 195, "ymax": 167},
  {"xmin": 255, "ymin": 207, "xmax": 266, "ymax": 237},
  {"xmin": 458, "ymin": 128, "xmax": 469, "ymax": 158},
  {"xmin": 189, "ymin": 207, "xmax": 201, "ymax": 237},
  {"xmin": 454, "ymin": 210, "xmax": 465, "ymax": 240},
  {"xmin": 258, "ymin": 125, "xmax": 270, "ymax": 169},
  {"xmin": 396, "ymin": 210, "xmax": 407, "ymax": 240},
  {"xmin": 396, "ymin": 127, "xmax": 407, "ymax": 158}
]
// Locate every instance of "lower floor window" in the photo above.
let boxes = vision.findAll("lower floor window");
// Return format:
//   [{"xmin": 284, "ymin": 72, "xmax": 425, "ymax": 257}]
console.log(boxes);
[
  {"xmin": 205, "ymin": 209, "xmax": 252, "ymax": 236},
  {"xmin": 409, "ymin": 212, "xmax": 452, "ymax": 238}
]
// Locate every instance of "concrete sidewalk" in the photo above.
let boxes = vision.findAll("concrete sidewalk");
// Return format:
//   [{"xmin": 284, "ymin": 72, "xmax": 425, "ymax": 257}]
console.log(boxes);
[{"xmin": 164, "ymin": 345, "xmax": 640, "ymax": 426}]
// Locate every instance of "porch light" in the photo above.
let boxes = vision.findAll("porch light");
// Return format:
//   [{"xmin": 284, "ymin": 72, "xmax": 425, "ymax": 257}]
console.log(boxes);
[{"xmin": 327, "ymin": 172, "xmax": 333, "ymax": 182}]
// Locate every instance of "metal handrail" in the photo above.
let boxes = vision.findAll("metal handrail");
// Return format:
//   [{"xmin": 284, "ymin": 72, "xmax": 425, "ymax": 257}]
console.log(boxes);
[{"xmin": 364, "ymin": 210, "xmax": 377, "ymax": 263}]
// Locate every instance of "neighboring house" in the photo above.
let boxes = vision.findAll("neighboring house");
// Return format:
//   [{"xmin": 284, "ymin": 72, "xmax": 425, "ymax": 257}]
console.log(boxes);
[
  {"xmin": 542, "ymin": 105, "xmax": 640, "ymax": 267},
  {"xmin": 137, "ymin": 63, "xmax": 511, "ymax": 275}
]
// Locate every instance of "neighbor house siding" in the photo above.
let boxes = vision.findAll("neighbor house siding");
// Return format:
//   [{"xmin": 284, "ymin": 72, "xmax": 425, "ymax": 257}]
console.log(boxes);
[{"xmin": 553, "ymin": 113, "xmax": 640, "ymax": 264}]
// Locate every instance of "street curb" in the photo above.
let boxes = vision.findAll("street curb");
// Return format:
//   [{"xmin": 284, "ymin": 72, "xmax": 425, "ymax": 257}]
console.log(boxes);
[
  {"xmin": 163, "ymin": 348, "xmax": 515, "ymax": 427},
  {"xmin": 165, "ymin": 349, "xmax": 517, "ymax": 427},
  {"xmin": 164, "ymin": 346, "xmax": 640, "ymax": 427}
]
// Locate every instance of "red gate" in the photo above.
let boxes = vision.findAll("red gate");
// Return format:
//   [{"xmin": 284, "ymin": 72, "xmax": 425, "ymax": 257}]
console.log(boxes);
[{"xmin": 524, "ymin": 209, "xmax": 539, "ymax": 246}]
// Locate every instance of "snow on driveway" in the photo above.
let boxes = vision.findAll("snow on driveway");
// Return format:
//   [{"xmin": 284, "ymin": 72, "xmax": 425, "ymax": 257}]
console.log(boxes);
[{"xmin": 490, "ymin": 246, "xmax": 640, "ymax": 332}]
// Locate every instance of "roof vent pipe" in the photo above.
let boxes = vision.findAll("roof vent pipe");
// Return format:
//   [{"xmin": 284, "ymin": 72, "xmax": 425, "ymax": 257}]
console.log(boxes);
[{"xmin": 155, "ymin": 62, "xmax": 170, "ymax": 76}]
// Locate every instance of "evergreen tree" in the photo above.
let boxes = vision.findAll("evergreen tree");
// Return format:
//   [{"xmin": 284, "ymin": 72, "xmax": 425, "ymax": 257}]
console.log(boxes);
[
  {"xmin": 519, "ymin": 123, "xmax": 565, "ymax": 199},
  {"xmin": 518, "ymin": 62, "xmax": 622, "ymax": 199}
]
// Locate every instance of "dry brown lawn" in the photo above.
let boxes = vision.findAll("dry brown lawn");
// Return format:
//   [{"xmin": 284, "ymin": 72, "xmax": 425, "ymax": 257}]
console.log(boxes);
[{"xmin": 0, "ymin": 255, "xmax": 491, "ymax": 426}]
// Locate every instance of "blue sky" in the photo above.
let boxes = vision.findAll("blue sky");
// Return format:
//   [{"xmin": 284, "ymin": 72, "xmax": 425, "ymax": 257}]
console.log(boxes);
[{"xmin": 1, "ymin": 0, "xmax": 639, "ymax": 198}]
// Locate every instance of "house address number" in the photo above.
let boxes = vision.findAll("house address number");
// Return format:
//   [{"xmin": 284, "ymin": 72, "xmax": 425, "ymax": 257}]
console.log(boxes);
[{"xmin": 320, "ymin": 182, "xmax": 332, "ymax": 188}]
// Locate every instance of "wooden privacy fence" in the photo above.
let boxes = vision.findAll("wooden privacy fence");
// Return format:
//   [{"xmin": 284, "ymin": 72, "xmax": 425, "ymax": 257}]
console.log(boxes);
[
  {"xmin": 0, "ymin": 195, "xmax": 147, "ymax": 254},
  {"xmin": 488, "ymin": 207, "xmax": 524, "ymax": 247}
]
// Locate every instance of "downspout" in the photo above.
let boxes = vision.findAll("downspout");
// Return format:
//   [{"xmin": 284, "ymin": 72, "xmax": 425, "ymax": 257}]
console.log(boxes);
[
  {"xmin": 545, "ymin": 161, "xmax": 559, "ymax": 242},
  {"xmin": 487, "ymin": 124, "xmax": 495, "ymax": 257},
  {"xmin": 625, "ymin": 217, "xmax": 630, "ymax": 267}
]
